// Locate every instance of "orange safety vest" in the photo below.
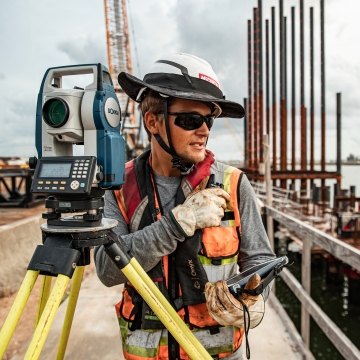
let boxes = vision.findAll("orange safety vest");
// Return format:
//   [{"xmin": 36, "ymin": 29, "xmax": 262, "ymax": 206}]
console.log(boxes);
[{"xmin": 114, "ymin": 150, "xmax": 244, "ymax": 359}]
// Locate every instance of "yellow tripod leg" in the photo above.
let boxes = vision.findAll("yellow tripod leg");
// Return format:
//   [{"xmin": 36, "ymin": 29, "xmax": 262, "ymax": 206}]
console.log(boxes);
[
  {"xmin": 36, "ymin": 275, "xmax": 52, "ymax": 326},
  {"xmin": 56, "ymin": 266, "xmax": 85, "ymax": 360},
  {"xmin": 123, "ymin": 258, "xmax": 212, "ymax": 360},
  {"xmin": 0, "ymin": 270, "xmax": 39, "ymax": 358},
  {"xmin": 24, "ymin": 274, "xmax": 70, "ymax": 360}
]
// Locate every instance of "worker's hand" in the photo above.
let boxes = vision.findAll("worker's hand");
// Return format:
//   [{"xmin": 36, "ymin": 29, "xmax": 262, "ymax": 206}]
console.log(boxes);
[
  {"xmin": 170, "ymin": 188, "xmax": 231, "ymax": 237},
  {"xmin": 204, "ymin": 274, "xmax": 265, "ymax": 329}
]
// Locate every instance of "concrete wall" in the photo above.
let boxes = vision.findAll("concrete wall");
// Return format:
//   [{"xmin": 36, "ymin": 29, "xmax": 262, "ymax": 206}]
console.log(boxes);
[{"xmin": 0, "ymin": 215, "xmax": 43, "ymax": 296}]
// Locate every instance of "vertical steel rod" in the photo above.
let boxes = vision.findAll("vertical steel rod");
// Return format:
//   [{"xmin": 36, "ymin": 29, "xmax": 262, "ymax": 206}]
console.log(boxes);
[
  {"xmin": 300, "ymin": 0, "xmax": 307, "ymax": 192},
  {"xmin": 253, "ymin": 8, "xmax": 258, "ymax": 171},
  {"xmin": 279, "ymin": 0, "xmax": 286, "ymax": 187},
  {"xmin": 258, "ymin": 0, "xmax": 264, "ymax": 164},
  {"xmin": 265, "ymin": 19, "xmax": 270, "ymax": 136},
  {"xmin": 310, "ymin": 7, "xmax": 315, "ymax": 172},
  {"xmin": 244, "ymin": 98, "xmax": 248, "ymax": 167},
  {"xmin": 336, "ymin": 93, "xmax": 342, "ymax": 186},
  {"xmin": 284, "ymin": 15, "xmax": 288, "ymax": 184},
  {"xmin": 279, "ymin": 0, "xmax": 283, "ymax": 167},
  {"xmin": 248, "ymin": 19, "xmax": 253, "ymax": 169},
  {"xmin": 291, "ymin": 7, "xmax": 296, "ymax": 173},
  {"xmin": 271, "ymin": 7, "xmax": 277, "ymax": 173},
  {"xmin": 320, "ymin": 0, "xmax": 326, "ymax": 199}
]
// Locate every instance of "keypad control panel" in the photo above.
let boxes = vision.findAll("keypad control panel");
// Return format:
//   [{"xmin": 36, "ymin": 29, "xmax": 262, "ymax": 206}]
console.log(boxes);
[{"xmin": 31, "ymin": 156, "xmax": 97, "ymax": 195}]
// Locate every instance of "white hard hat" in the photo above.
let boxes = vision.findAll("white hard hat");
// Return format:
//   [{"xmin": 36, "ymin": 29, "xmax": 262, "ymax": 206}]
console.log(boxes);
[{"xmin": 118, "ymin": 53, "xmax": 245, "ymax": 119}]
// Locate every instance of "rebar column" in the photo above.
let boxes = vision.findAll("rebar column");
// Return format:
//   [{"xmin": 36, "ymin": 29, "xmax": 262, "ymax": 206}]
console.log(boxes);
[
  {"xmin": 291, "ymin": 7, "xmax": 296, "ymax": 173},
  {"xmin": 336, "ymin": 92, "xmax": 342, "ymax": 188},
  {"xmin": 253, "ymin": 8, "xmax": 259, "ymax": 171},
  {"xmin": 271, "ymin": 7, "xmax": 277, "ymax": 173},
  {"xmin": 258, "ymin": 0, "xmax": 264, "ymax": 164},
  {"xmin": 279, "ymin": 0, "xmax": 283, "ymax": 170},
  {"xmin": 279, "ymin": 0, "xmax": 287, "ymax": 188},
  {"xmin": 244, "ymin": 98, "xmax": 248, "ymax": 167},
  {"xmin": 265, "ymin": 19, "xmax": 270, "ymax": 136},
  {"xmin": 284, "ymin": 15, "xmax": 288, "ymax": 178},
  {"xmin": 310, "ymin": 7, "xmax": 315, "ymax": 172},
  {"xmin": 320, "ymin": 0, "xmax": 326, "ymax": 200},
  {"xmin": 300, "ymin": 0, "xmax": 307, "ymax": 192},
  {"xmin": 247, "ymin": 19, "xmax": 253, "ymax": 169}
]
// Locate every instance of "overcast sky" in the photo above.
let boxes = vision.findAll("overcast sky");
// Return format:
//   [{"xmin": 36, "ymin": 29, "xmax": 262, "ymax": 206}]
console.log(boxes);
[{"xmin": 0, "ymin": 0, "xmax": 359, "ymax": 163}]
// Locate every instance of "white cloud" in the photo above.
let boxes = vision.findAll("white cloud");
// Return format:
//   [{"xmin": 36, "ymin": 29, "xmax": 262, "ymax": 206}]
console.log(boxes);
[{"xmin": 57, "ymin": 35, "xmax": 107, "ymax": 65}]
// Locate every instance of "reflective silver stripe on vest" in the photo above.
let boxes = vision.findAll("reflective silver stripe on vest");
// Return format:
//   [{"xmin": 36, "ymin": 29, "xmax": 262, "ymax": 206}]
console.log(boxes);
[
  {"xmin": 193, "ymin": 326, "xmax": 238, "ymax": 355},
  {"xmin": 119, "ymin": 317, "xmax": 162, "ymax": 358},
  {"xmin": 124, "ymin": 327, "xmax": 163, "ymax": 349},
  {"xmin": 181, "ymin": 178, "xmax": 193, "ymax": 197},
  {"xmin": 202, "ymin": 261, "xmax": 238, "ymax": 283},
  {"xmin": 121, "ymin": 324, "xmax": 237, "ymax": 357}
]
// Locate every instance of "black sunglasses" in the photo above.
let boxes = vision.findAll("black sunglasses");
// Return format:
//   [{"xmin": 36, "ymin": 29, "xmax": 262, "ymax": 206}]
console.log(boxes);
[{"xmin": 168, "ymin": 112, "xmax": 215, "ymax": 131}]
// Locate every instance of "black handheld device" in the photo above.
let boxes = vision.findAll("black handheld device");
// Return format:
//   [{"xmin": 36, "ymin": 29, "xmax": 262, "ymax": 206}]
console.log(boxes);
[{"xmin": 226, "ymin": 256, "xmax": 289, "ymax": 296}]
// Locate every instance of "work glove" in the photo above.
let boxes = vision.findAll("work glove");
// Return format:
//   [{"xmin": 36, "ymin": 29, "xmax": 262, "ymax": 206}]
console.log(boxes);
[
  {"xmin": 170, "ymin": 188, "xmax": 231, "ymax": 237},
  {"xmin": 204, "ymin": 274, "xmax": 265, "ymax": 329}
]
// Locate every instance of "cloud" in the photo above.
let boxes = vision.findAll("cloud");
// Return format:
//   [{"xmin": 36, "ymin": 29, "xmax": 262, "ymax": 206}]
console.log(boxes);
[
  {"xmin": 0, "ymin": 103, "xmax": 36, "ymax": 157},
  {"xmin": 0, "ymin": 73, "xmax": 5, "ymax": 80},
  {"xmin": 10, "ymin": 97, "xmax": 36, "ymax": 118},
  {"xmin": 172, "ymin": 0, "xmax": 250, "ymax": 102},
  {"xmin": 208, "ymin": 132, "xmax": 244, "ymax": 162},
  {"xmin": 57, "ymin": 35, "xmax": 107, "ymax": 65},
  {"xmin": 127, "ymin": 0, "xmax": 178, "ymax": 77}
]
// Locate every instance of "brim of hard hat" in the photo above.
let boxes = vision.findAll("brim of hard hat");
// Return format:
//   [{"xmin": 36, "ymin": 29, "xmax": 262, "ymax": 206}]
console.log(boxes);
[{"xmin": 118, "ymin": 72, "xmax": 245, "ymax": 119}]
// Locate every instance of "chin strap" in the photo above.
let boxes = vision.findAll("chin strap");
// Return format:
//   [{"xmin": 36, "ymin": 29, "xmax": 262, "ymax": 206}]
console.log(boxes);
[
  {"xmin": 171, "ymin": 157, "xmax": 194, "ymax": 175},
  {"xmin": 153, "ymin": 99, "xmax": 194, "ymax": 175}
]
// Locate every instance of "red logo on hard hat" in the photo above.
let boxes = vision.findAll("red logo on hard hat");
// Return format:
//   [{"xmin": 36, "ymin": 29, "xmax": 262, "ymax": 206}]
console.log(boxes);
[{"xmin": 199, "ymin": 73, "xmax": 219, "ymax": 88}]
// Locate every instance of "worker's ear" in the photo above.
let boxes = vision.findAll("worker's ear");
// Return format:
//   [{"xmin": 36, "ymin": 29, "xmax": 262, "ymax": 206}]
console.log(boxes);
[{"xmin": 144, "ymin": 111, "xmax": 162, "ymax": 135}]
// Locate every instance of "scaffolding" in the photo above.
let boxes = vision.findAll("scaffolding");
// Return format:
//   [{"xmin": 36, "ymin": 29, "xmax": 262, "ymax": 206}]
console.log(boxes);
[{"xmin": 104, "ymin": 0, "xmax": 143, "ymax": 157}]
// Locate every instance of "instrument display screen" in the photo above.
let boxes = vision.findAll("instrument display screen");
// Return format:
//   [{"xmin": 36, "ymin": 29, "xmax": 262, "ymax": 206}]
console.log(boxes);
[{"xmin": 39, "ymin": 162, "xmax": 72, "ymax": 178}]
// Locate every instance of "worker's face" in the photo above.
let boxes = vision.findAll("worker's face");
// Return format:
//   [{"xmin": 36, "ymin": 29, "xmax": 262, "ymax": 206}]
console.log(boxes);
[{"xmin": 164, "ymin": 98, "xmax": 213, "ymax": 164}]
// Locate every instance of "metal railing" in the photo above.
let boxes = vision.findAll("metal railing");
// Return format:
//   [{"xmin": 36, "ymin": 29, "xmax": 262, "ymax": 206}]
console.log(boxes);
[
  {"xmin": 251, "ymin": 180, "xmax": 303, "ymax": 214},
  {"xmin": 266, "ymin": 206, "xmax": 360, "ymax": 360},
  {"xmin": 261, "ymin": 134, "xmax": 360, "ymax": 359}
]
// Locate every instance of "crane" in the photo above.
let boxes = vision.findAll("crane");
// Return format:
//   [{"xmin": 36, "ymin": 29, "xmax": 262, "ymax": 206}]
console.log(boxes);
[{"xmin": 103, "ymin": 0, "xmax": 144, "ymax": 158}]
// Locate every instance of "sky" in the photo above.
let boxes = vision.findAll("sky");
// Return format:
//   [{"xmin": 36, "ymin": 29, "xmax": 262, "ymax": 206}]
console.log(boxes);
[{"xmin": 0, "ymin": 0, "xmax": 359, "ymax": 163}]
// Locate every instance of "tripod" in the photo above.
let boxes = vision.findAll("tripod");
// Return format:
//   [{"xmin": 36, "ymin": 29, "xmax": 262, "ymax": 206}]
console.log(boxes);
[{"xmin": 0, "ymin": 218, "xmax": 212, "ymax": 360}]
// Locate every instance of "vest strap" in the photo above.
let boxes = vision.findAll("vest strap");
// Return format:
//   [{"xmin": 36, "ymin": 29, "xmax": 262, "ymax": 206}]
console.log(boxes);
[{"xmin": 127, "ymin": 286, "xmax": 143, "ymax": 331}]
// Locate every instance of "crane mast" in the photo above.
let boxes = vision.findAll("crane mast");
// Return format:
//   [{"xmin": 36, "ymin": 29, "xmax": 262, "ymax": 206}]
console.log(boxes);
[{"xmin": 104, "ymin": 0, "xmax": 140, "ymax": 157}]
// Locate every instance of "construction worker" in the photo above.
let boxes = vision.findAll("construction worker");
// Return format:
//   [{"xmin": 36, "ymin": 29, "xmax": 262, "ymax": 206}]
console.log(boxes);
[{"xmin": 95, "ymin": 53, "xmax": 275, "ymax": 360}]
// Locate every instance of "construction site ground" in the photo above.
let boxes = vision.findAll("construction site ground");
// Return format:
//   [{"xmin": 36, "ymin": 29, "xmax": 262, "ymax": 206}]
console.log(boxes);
[
  {"xmin": 0, "ymin": 204, "xmax": 45, "ymax": 226},
  {"xmin": 0, "ymin": 207, "xmax": 302, "ymax": 360}
]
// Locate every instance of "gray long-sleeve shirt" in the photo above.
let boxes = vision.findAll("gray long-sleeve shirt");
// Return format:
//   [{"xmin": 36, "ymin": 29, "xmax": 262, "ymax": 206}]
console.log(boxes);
[{"xmin": 94, "ymin": 170, "xmax": 275, "ymax": 290}]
